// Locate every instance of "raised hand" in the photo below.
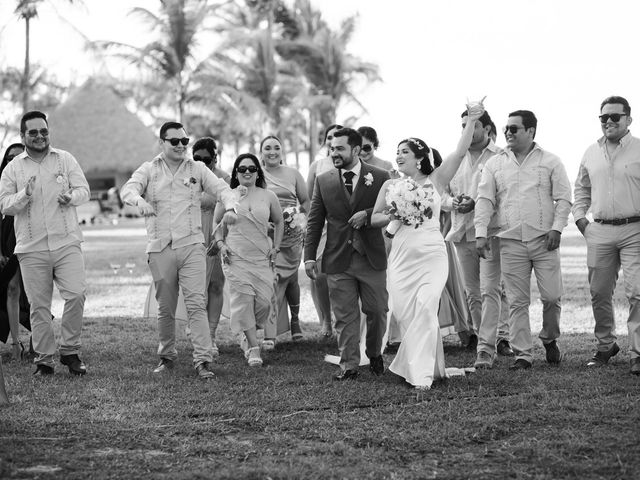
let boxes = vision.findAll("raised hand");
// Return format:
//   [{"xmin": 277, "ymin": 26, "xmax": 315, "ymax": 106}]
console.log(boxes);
[{"xmin": 25, "ymin": 176, "xmax": 36, "ymax": 196}]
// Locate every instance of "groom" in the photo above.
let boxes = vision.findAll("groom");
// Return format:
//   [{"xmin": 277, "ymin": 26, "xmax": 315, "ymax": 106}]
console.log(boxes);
[{"xmin": 305, "ymin": 128, "xmax": 390, "ymax": 380}]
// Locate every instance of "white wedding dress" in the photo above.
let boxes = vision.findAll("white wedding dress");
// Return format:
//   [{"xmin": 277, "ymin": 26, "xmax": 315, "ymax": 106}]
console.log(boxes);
[{"xmin": 388, "ymin": 178, "xmax": 448, "ymax": 388}]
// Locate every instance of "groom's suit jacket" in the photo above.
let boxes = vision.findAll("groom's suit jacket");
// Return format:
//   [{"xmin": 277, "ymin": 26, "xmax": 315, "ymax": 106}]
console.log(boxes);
[{"xmin": 304, "ymin": 161, "xmax": 390, "ymax": 274}]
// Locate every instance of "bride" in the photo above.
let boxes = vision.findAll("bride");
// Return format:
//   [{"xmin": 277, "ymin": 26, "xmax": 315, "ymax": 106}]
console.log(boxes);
[{"xmin": 370, "ymin": 103, "xmax": 484, "ymax": 389}]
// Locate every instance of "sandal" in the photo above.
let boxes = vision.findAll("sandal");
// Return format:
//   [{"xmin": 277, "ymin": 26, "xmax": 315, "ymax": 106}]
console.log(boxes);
[{"xmin": 246, "ymin": 347, "xmax": 263, "ymax": 367}]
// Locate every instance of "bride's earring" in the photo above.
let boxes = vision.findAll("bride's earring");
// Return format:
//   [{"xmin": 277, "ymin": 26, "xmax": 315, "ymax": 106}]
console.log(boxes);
[{"xmin": 416, "ymin": 160, "xmax": 422, "ymax": 168}]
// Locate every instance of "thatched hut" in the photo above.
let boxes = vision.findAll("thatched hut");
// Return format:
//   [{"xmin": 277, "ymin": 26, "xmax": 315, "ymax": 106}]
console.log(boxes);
[{"xmin": 48, "ymin": 79, "xmax": 159, "ymax": 199}]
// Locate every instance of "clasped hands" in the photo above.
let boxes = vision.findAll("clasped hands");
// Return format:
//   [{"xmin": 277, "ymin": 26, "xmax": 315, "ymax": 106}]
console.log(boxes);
[
  {"xmin": 348, "ymin": 210, "xmax": 367, "ymax": 229},
  {"xmin": 452, "ymin": 194, "xmax": 475, "ymax": 214}
]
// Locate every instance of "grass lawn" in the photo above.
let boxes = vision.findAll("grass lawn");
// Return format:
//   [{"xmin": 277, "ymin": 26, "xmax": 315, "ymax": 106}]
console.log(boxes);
[{"xmin": 1, "ymin": 219, "xmax": 639, "ymax": 479}]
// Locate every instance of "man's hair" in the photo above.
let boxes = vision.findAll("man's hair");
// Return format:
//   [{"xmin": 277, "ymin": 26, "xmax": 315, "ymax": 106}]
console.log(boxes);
[
  {"xmin": 509, "ymin": 110, "xmax": 538, "ymax": 138},
  {"xmin": 356, "ymin": 126, "xmax": 379, "ymax": 148},
  {"xmin": 461, "ymin": 110, "xmax": 493, "ymax": 128},
  {"xmin": 601, "ymin": 96, "xmax": 631, "ymax": 115},
  {"xmin": 332, "ymin": 128, "xmax": 362, "ymax": 149},
  {"xmin": 20, "ymin": 111, "xmax": 48, "ymax": 133},
  {"xmin": 159, "ymin": 121, "xmax": 184, "ymax": 139},
  {"xmin": 192, "ymin": 137, "xmax": 217, "ymax": 157}
]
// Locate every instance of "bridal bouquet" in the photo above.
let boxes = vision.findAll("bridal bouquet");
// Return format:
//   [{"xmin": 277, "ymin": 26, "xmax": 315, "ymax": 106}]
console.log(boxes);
[
  {"xmin": 282, "ymin": 206, "xmax": 307, "ymax": 236},
  {"xmin": 385, "ymin": 178, "xmax": 435, "ymax": 237}
]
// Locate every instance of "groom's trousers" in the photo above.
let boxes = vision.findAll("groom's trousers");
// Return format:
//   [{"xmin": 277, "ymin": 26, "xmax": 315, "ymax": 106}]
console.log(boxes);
[{"xmin": 327, "ymin": 252, "xmax": 388, "ymax": 370}]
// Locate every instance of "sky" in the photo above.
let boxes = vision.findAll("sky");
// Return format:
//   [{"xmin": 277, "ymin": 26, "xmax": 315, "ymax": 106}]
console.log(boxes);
[{"xmin": 1, "ymin": 0, "xmax": 640, "ymax": 181}]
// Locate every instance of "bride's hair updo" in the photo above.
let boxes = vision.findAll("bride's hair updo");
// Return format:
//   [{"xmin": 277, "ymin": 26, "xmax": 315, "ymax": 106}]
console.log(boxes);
[{"xmin": 398, "ymin": 137, "xmax": 443, "ymax": 175}]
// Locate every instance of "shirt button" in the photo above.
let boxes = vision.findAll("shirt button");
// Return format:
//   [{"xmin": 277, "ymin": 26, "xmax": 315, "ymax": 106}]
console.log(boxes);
[{"xmin": 347, "ymin": 240, "xmax": 352, "ymax": 244}]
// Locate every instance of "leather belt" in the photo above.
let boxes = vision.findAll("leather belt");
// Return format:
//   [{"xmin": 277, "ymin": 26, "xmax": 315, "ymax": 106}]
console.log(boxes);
[{"xmin": 594, "ymin": 216, "xmax": 640, "ymax": 225}]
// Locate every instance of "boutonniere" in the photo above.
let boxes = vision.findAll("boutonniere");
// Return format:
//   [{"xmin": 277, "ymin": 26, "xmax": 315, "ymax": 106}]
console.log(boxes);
[
  {"xmin": 364, "ymin": 172, "xmax": 374, "ymax": 187},
  {"xmin": 183, "ymin": 176, "xmax": 197, "ymax": 186},
  {"xmin": 55, "ymin": 174, "xmax": 65, "ymax": 184}
]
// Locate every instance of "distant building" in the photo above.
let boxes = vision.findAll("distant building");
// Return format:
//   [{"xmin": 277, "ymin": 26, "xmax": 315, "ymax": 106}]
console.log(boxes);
[{"xmin": 48, "ymin": 78, "xmax": 158, "ymax": 200}]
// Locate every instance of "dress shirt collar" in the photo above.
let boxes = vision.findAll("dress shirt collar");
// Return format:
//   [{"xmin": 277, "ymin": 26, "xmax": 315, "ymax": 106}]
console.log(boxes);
[
  {"xmin": 341, "ymin": 160, "xmax": 362, "ymax": 178},
  {"xmin": 597, "ymin": 129, "xmax": 633, "ymax": 148}
]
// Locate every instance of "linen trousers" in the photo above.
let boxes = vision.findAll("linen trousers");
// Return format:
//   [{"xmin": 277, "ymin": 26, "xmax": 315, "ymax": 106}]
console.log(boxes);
[
  {"xmin": 18, "ymin": 243, "xmax": 86, "ymax": 367},
  {"xmin": 147, "ymin": 243, "xmax": 213, "ymax": 366},
  {"xmin": 454, "ymin": 238, "xmax": 509, "ymax": 355},
  {"xmin": 327, "ymin": 252, "xmax": 388, "ymax": 371},
  {"xmin": 585, "ymin": 222, "xmax": 640, "ymax": 358},
  {"xmin": 500, "ymin": 236, "xmax": 562, "ymax": 363}
]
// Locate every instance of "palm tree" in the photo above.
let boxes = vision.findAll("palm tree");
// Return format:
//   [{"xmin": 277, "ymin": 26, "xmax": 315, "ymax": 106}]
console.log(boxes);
[
  {"xmin": 92, "ymin": 0, "xmax": 227, "ymax": 122},
  {"xmin": 14, "ymin": 0, "xmax": 81, "ymax": 112},
  {"xmin": 276, "ymin": 0, "xmax": 381, "ymax": 162}
]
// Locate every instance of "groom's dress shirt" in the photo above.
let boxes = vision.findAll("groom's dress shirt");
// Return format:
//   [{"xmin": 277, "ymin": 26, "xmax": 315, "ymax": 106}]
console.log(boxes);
[
  {"xmin": 121, "ymin": 153, "xmax": 236, "ymax": 253},
  {"xmin": 474, "ymin": 144, "xmax": 572, "ymax": 240},
  {"xmin": 573, "ymin": 132, "xmax": 640, "ymax": 222},
  {"xmin": 0, "ymin": 147, "xmax": 90, "ymax": 253},
  {"xmin": 443, "ymin": 140, "xmax": 502, "ymax": 242}
]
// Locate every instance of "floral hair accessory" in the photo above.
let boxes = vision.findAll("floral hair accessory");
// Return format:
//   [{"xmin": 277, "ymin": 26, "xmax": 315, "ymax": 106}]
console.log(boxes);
[
  {"xmin": 364, "ymin": 172, "xmax": 374, "ymax": 186},
  {"xmin": 407, "ymin": 138, "xmax": 425, "ymax": 150}
]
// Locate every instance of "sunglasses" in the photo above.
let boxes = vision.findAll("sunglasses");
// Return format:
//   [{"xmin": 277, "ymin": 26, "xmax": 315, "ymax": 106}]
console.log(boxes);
[
  {"xmin": 361, "ymin": 144, "xmax": 374, "ymax": 153},
  {"xmin": 26, "ymin": 128, "xmax": 49, "ymax": 138},
  {"xmin": 163, "ymin": 137, "xmax": 190, "ymax": 146},
  {"xmin": 503, "ymin": 125, "xmax": 525, "ymax": 135},
  {"xmin": 237, "ymin": 165, "xmax": 258, "ymax": 174},
  {"xmin": 193, "ymin": 154, "xmax": 216, "ymax": 165},
  {"xmin": 599, "ymin": 113, "xmax": 627, "ymax": 124}
]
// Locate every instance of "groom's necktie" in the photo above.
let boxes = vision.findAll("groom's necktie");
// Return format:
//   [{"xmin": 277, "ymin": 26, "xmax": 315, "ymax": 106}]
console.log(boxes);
[{"xmin": 343, "ymin": 171, "xmax": 355, "ymax": 195}]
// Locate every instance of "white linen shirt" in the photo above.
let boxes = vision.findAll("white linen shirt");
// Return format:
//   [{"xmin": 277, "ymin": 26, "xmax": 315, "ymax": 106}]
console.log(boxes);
[
  {"xmin": 474, "ymin": 144, "xmax": 572, "ymax": 241},
  {"xmin": 573, "ymin": 132, "xmax": 640, "ymax": 221},
  {"xmin": 443, "ymin": 140, "xmax": 502, "ymax": 242},
  {"xmin": 0, "ymin": 147, "xmax": 90, "ymax": 253},
  {"xmin": 121, "ymin": 154, "xmax": 237, "ymax": 253}
]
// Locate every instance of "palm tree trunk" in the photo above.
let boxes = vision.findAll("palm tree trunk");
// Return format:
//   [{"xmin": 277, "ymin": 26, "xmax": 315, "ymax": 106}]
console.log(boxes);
[
  {"xmin": 308, "ymin": 109, "xmax": 317, "ymax": 165},
  {"xmin": 21, "ymin": 15, "xmax": 31, "ymax": 112}
]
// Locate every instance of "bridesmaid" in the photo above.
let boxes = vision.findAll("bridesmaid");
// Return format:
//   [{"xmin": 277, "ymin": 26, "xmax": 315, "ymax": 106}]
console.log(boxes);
[
  {"xmin": 306, "ymin": 124, "xmax": 342, "ymax": 336},
  {"xmin": 260, "ymin": 135, "xmax": 310, "ymax": 345},
  {"xmin": 357, "ymin": 126, "xmax": 394, "ymax": 171},
  {"xmin": 211, "ymin": 154, "xmax": 283, "ymax": 367}
]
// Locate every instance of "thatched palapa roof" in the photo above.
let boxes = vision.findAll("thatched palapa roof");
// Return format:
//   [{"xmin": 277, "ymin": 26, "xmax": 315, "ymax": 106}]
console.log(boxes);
[{"xmin": 48, "ymin": 79, "xmax": 159, "ymax": 174}]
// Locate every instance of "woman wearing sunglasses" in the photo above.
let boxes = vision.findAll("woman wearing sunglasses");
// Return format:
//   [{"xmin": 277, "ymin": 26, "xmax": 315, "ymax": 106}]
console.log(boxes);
[
  {"xmin": 210, "ymin": 154, "xmax": 283, "ymax": 367},
  {"xmin": 260, "ymin": 136, "xmax": 310, "ymax": 346},
  {"xmin": 357, "ymin": 126, "xmax": 394, "ymax": 172}
]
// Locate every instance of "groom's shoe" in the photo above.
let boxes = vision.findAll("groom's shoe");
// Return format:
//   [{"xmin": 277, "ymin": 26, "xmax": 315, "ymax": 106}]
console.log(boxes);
[
  {"xmin": 369, "ymin": 355, "xmax": 384, "ymax": 376},
  {"xmin": 334, "ymin": 369, "xmax": 359, "ymax": 381}
]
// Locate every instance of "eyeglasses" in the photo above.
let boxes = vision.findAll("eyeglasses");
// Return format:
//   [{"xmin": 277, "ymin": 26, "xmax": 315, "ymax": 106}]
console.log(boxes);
[
  {"xmin": 237, "ymin": 165, "xmax": 258, "ymax": 174},
  {"xmin": 599, "ymin": 113, "xmax": 627, "ymax": 124},
  {"xmin": 361, "ymin": 144, "xmax": 374, "ymax": 153},
  {"xmin": 193, "ymin": 154, "xmax": 216, "ymax": 165},
  {"xmin": 25, "ymin": 128, "xmax": 49, "ymax": 138},
  {"xmin": 503, "ymin": 125, "xmax": 525, "ymax": 135},
  {"xmin": 163, "ymin": 137, "xmax": 190, "ymax": 146}
]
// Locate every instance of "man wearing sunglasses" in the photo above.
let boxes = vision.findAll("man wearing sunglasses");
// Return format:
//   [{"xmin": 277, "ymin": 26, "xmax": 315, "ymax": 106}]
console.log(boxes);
[
  {"xmin": 475, "ymin": 110, "xmax": 572, "ymax": 370},
  {"xmin": 442, "ymin": 109, "xmax": 513, "ymax": 368},
  {"xmin": 121, "ymin": 122, "xmax": 237, "ymax": 380},
  {"xmin": 573, "ymin": 96, "xmax": 640, "ymax": 375},
  {"xmin": 0, "ymin": 110, "xmax": 90, "ymax": 377}
]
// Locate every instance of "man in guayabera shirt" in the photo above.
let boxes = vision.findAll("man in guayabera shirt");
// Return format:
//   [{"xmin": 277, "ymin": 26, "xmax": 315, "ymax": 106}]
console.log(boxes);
[
  {"xmin": 475, "ymin": 110, "xmax": 572, "ymax": 370},
  {"xmin": 442, "ymin": 108, "xmax": 513, "ymax": 369},
  {"xmin": 573, "ymin": 96, "xmax": 640, "ymax": 375},
  {"xmin": 121, "ymin": 122, "xmax": 237, "ymax": 380},
  {"xmin": 0, "ymin": 110, "xmax": 90, "ymax": 377}
]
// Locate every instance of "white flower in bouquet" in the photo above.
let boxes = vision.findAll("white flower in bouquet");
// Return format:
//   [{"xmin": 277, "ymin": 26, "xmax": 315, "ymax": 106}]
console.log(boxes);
[
  {"xmin": 384, "ymin": 178, "xmax": 435, "ymax": 237},
  {"xmin": 282, "ymin": 206, "xmax": 307, "ymax": 235}
]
